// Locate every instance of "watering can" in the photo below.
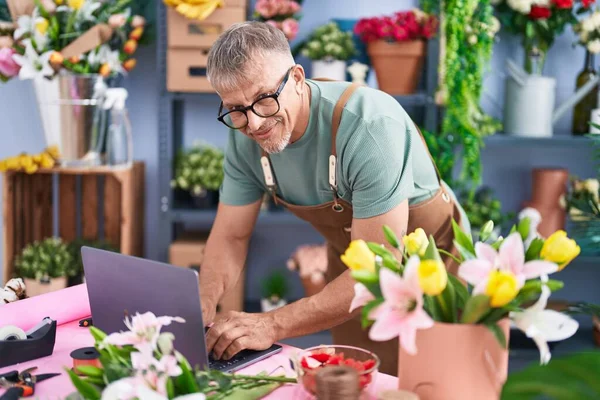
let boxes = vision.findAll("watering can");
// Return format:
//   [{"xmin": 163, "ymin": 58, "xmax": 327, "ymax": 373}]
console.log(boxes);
[{"xmin": 503, "ymin": 59, "xmax": 600, "ymax": 137}]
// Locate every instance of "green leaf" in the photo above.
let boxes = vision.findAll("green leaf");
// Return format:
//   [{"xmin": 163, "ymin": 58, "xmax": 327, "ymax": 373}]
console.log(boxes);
[
  {"xmin": 440, "ymin": 277, "xmax": 457, "ymax": 322},
  {"xmin": 423, "ymin": 235, "xmax": 443, "ymax": 262},
  {"xmin": 525, "ymin": 21, "xmax": 535, "ymax": 39},
  {"xmin": 383, "ymin": 225, "xmax": 400, "ymax": 249},
  {"xmin": 461, "ymin": 294, "xmax": 491, "ymax": 323},
  {"xmin": 166, "ymin": 378, "xmax": 175, "ymax": 399},
  {"xmin": 66, "ymin": 368, "xmax": 101, "ymax": 400},
  {"xmin": 517, "ymin": 218, "xmax": 531, "ymax": 242},
  {"xmin": 174, "ymin": 355, "xmax": 200, "ymax": 394},
  {"xmin": 448, "ymin": 274, "xmax": 468, "ymax": 311},
  {"xmin": 452, "ymin": 219, "xmax": 475, "ymax": 257},
  {"xmin": 350, "ymin": 269, "xmax": 380, "ymax": 286},
  {"xmin": 89, "ymin": 326, "xmax": 107, "ymax": 343},
  {"xmin": 423, "ymin": 295, "xmax": 442, "ymax": 321},
  {"xmin": 381, "ymin": 255, "xmax": 402, "ymax": 273},
  {"xmin": 226, "ymin": 383, "xmax": 282, "ymax": 399},
  {"xmin": 361, "ymin": 299, "xmax": 384, "ymax": 329},
  {"xmin": 525, "ymin": 238, "xmax": 545, "ymax": 261},
  {"xmin": 485, "ymin": 322, "xmax": 507, "ymax": 349},
  {"xmin": 366, "ymin": 242, "xmax": 395, "ymax": 260},
  {"xmin": 73, "ymin": 365, "xmax": 104, "ymax": 378}
]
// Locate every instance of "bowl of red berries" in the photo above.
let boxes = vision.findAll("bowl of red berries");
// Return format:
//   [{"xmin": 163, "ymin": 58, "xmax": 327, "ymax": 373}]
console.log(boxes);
[{"xmin": 293, "ymin": 345, "xmax": 380, "ymax": 396}]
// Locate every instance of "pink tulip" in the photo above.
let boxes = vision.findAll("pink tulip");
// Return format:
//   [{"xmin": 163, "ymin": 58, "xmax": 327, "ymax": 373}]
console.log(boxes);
[
  {"xmin": 349, "ymin": 283, "xmax": 376, "ymax": 313},
  {"xmin": 0, "ymin": 48, "xmax": 20, "ymax": 78},
  {"xmin": 108, "ymin": 14, "xmax": 127, "ymax": 28},
  {"xmin": 255, "ymin": 0, "xmax": 278, "ymax": 19},
  {"xmin": 132, "ymin": 15, "xmax": 146, "ymax": 28},
  {"xmin": 282, "ymin": 18, "xmax": 299, "ymax": 41},
  {"xmin": 458, "ymin": 233, "xmax": 559, "ymax": 294},
  {"xmin": 368, "ymin": 257, "xmax": 434, "ymax": 355}
]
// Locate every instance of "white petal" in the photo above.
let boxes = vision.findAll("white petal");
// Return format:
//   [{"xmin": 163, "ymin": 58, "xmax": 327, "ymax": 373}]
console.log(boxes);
[
  {"xmin": 533, "ymin": 334, "xmax": 551, "ymax": 365},
  {"xmin": 535, "ymin": 310, "xmax": 579, "ymax": 342}
]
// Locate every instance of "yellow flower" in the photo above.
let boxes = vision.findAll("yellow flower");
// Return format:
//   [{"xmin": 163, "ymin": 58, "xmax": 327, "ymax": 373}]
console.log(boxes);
[
  {"xmin": 67, "ymin": 0, "xmax": 84, "ymax": 9},
  {"xmin": 402, "ymin": 228, "xmax": 429, "ymax": 257},
  {"xmin": 340, "ymin": 240, "xmax": 375, "ymax": 273},
  {"xmin": 5, "ymin": 157, "xmax": 20, "ymax": 170},
  {"xmin": 418, "ymin": 259, "xmax": 447, "ymax": 296},
  {"xmin": 40, "ymin": 153, "xmax": 55, "ymax": 169},
  {"xmin": 55, "ymin": 0, "xmax": 64, "ymax": 4},
  {"xmin": 35, "ymin": 18, "xmax": 49, "ymax": 35},
  {"xmin": 485, "ymin": 270, "xmax": 519, "ymax": 308},
  {"xmin": 541, "ymin": 230, "xmax": 580, "ymax": 271},
  {"xmin": 24, "ymin": 164, "xmax": 38, "ymax": 174},
  {"xmin": 45, "ymin": 145, "xmax": 60, "ymax": 159},
  {"xmin": 20, "ymin": 154, "xmax": 34, "ymax": 169},
  {"xmin": 0, "ymin": 160, "xmax": 6, "ymax": 172}
]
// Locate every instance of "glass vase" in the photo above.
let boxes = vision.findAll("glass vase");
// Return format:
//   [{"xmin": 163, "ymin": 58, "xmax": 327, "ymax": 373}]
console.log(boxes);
[{"xmin": 524, "ymin": 44, "xmax": 547, "ymax": 75}]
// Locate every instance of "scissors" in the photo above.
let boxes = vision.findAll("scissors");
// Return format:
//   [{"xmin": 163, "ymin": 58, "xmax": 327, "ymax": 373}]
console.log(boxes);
[{"xmin": 0, "ymin": 367, "xmax": 60, "ymax": 399}]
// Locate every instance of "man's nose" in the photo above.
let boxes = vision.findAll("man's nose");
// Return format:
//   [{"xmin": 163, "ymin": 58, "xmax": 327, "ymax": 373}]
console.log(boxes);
[{"xmin": 247, "ymin": 111, "xmax": 265, "ymax": 132}]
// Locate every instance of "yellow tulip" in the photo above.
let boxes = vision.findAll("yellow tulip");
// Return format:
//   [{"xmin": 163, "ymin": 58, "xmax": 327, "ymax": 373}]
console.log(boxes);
[
  {"xmin": 418, "ymin": 259, "xmax": 447, "ymax": 296},
  {"xmin": 541, "ymin": 230, "xmax": 581, "ymax": 271},
  {"xmin": 402, "ymin": 228, "xmax": 429, "ymax": 257},
  {"xmin": 0, "ymin": 160, "xmax": 6, "ymax": 172},
  {"xmin": 68, "ymin": 0, "xmax": 84, "ymax": 9},
  {"xmin": 340, "ymin": 240, "xmax": 376, "ymax": 273},
  {"xmin": 55, "ymin": 0, "xmax": 64, "ymax": 4},
  {"xmin": 35, "ymin": 18, "xmax": 49, "ymax": 35},
  {"xmin": 485, "ymin": 270, "xmax": 519, "ymax": 308},
  {"xmin": 40, "ymin": 153, "xmax": 55, "ymax": 169}
]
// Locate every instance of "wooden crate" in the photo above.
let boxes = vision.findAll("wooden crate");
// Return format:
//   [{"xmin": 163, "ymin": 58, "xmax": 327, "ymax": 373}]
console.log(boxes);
[
  {"xmin": 169, "ymin": 232, "xmax": 245, "ymax": 315},
  {"xmin": 2, "ymin": 162, "xmax": 145, "ymax": 283},
  {"xmin": 167, "ymin": 47, "xmax": 213, "ymax": 93}
]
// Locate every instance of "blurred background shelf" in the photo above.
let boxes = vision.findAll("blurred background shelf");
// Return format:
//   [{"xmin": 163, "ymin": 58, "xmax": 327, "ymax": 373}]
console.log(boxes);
[
  {"xmin": 170, "ymin": 208, "xmax": 310, "ymax": 226},
  {"xmin": 483, "ymin": 134, "xmax": 595, "ymax": 147}
]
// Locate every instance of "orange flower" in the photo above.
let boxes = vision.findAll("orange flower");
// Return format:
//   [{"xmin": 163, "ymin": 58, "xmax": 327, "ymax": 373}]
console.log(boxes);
[
  {"xmin": 69, "ymin": 55, "xmax": 80, "ymax": 64},
  {"xmin": 123, "ymin": 40, "xmax": 137, "ymax": 55},
  {"xmin": 129, "ymin": 27, "xmax": 144, "ymax": 41},
  {"xmin": 49, "ymin": 51, "xmax": 64, "ymax": 66},
  {"xmin": 99, "ymin": 64, "xmax": 111, "ymax": 77},
  {"xmin": 123, "ymin": 59, "xmax": 137, "ymax": 72}
]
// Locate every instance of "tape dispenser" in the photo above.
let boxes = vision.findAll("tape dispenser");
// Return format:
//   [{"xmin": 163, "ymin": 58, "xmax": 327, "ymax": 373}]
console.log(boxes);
[{"xmin": 0, "ymin": 317, "xmax": 57, "ymax": 368}]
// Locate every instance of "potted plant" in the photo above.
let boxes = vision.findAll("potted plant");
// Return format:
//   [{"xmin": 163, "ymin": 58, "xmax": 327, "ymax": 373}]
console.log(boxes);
[
  {"xmin": 459, "ymin": 186, "xmax": 515, "ymax": 242},
  {"xmin": 343, "ymin": 216, "xmax": 581, "ymax": 399},
  {"xmin": 14, "ymin": 237, "xmax": 77, "ymax": 297},
  {"xmin": 252, "ymin": 0, "xmax": 303, "ymax": 42},
  {"xmin": 171, "ymin": 142, "xmax": 224, "ymax": 209},
  {"xmin": 286, "ymin": 243, "xmax": 328, "ymax": 297},
  {"xmin": 354, "ymin": 9, "xmax": 438, "ymax": 94},
  {"xmin": 299, "ymin": 22, "xmax": 357, "ymax": 81},
  {"xmin": 260, "ymin": 270, "xmax": 289, "ymax": 312},
  {"xmin": 562, "ymin": 175, "xmax": 600, "ymax": 255}
]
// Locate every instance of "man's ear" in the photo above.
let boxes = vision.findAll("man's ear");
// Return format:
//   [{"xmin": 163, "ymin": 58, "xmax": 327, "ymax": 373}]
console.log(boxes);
[{"xmin": 292, "ymin": 65, "xmax": 306, "ymax": 95}]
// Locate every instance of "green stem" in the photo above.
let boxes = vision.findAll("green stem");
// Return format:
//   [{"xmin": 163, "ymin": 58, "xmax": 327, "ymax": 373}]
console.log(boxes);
[
  {"xmin": 436, "ymin": 294, "xmax": 451, "ymax": 322},
  {"xmin": 438, "ymin": 248, "xmax": 462, "ymax": 264},
  {"xmin": 229, "ymin": 374, "xmax": 296, "ymax": 383}
]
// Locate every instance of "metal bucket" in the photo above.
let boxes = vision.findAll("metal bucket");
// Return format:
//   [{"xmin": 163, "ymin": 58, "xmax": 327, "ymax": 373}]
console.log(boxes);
[{"xmin": 32, "ymin": 73, "xmax": 109, "ymax": 167}]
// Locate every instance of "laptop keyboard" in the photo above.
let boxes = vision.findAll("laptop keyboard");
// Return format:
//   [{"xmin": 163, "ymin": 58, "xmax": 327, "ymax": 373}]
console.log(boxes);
[{"xmin": 208, "ymin": 351, "xmax": 249, "ymax": 371}]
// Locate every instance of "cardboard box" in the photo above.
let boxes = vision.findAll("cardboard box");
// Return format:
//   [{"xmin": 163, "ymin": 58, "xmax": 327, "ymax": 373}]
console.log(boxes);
[
  {"xmin": 169, "ymin": 233, "xmax": 245, "ymax": 315},
  {"xmin": 167, "ymin": 6, "xmax": 247, "ymax": 49},
  {"xmin": 167, "ymin": 48, "xmax": 214, "ymax": 92}
]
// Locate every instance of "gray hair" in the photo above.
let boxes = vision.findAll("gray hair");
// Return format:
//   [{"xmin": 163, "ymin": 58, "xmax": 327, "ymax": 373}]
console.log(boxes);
[{"xmin": 206, "ymin": 21, "xmax": 294, "ymax": 93}]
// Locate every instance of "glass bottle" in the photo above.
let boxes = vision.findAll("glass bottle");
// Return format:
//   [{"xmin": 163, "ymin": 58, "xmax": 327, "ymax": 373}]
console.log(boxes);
[{"xmin": 572, "ymin": 50, "xmax": 599, "ymax": 135}]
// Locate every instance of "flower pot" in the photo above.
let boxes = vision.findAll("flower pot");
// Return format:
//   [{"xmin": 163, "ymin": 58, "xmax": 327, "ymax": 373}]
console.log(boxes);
[
  {"xmin": 398, "ymin": 319, "xmax": 510, "ymax": 400},
  {"xmin": 260, "ymin": 296, "xmax": 287, "ymax": 312},
  {"xmin": 367, "ymin": 40, "xmax": 426, "ymax": 95},
  {"xmin": 23, "ymin": 276, "xmax": 68, "ymax": 298},
  {"xmin": 311, "ymin": 59, "xmax": 347, "ymax": 81},
  {"xmin": 504, "ymin": 75, "xmax": 556, "ymax": 137},
  {"xmin": 523, "ymin": 168, "xmax": 568, "ymax": 237}
]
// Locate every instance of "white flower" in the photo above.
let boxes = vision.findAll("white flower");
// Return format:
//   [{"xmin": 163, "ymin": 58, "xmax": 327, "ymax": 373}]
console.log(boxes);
[
  {"xmin": 507, "ymin": 0, "xmax": 532, "ymax": 14},
  {"xmin": 582, "ymin": 18, "xmax": 596, "ymax": 33},
  {"xmin": 489, "ymin": 16, "xmax": 501, "ymax": 35},
  {"xmin": 580, "ymin": 30, "xmax": 590, "ymax": 43},
  {"xmin": 468, "ymin": 35, "xmax": 478, "ymax": 45},
  {"xmin": 588, "ymin": 40, "xmax": 600, "ymax": 54},
  {"xmin": 87, "ymin": 45, "xmax": 125, "ymax": 75},
  {"xmin": 583, "ymin": 178, "xmax": 599, "ymax": 198},
  {"xmin": 510, "ymin": 280, "xmax": 579, "ymax": 365},
  {"xmin": 13, "ymin": 10, "xmax": 47, "ymax": 52},
  {"xmin": 533, "ymin": 0, "xmax": 550, "ymax": 6},
  {"xmin": 11, "ymin": 39, "xmax": 53, "ymax": 80},
  {"xmin": 77, "ymin": 1, "xmax": 106, "ymax": 23},
  {"xmin": 592, "ymin": 12, "xmax": 600, "ymax": 30}
]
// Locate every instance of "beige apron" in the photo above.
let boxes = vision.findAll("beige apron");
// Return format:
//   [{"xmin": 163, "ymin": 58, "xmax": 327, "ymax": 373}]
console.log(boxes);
[{"xmin": 260, "ymin": 82, "xmax": 462, "ymax": 375}]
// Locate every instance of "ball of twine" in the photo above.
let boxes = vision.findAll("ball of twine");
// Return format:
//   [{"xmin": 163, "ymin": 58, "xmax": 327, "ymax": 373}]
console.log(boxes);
[{"xmin": 315, "ymin": 365, "xmax": 361, "ymax": 400}]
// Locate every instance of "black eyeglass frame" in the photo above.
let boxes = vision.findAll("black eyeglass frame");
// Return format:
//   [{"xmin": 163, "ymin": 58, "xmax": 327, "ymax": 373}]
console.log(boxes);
[{"xmin": 216, "ymin": 66, "xmax": 294, "ymax": 129}]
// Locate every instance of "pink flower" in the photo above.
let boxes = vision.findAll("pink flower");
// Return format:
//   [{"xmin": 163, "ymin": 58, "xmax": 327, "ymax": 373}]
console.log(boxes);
[
  {"xmin": 265, "ymin": 19, "xmax": 281, "ymax": 30},
  {"xmin": 286, "ymin": 0, "xmax": 301, "ymax": 14},
  {"xmin": 368, "ymin": 257, "xmax": 434, "ymax": 355},
  {"xmin": 281, "ymin": 18, "xmax": 299, "ymax": 41},
  {"xmin": 0, "ymin": 48, "xmax": 20, "ymax": 78},
  {"xmin": 458, "ymin": 233, "xmax": 558, "ymax": 294},
  {"xmin": 109, "ymin": 14, "xmax": 127, "ymax": 28},
  {"xmin": 255, "ymin": 0, "xmax": 278, "ymax": 19},
  {"xmin": 103, "ymin": 312, "xmax": 185, "ymax": 353},
  {"xmin": 132, "ymin": 15, "xmax": 146, "ymax": 28},
  {"xmin": 349, "ymin": 283, "xmax": 376, "ymax": 313}
]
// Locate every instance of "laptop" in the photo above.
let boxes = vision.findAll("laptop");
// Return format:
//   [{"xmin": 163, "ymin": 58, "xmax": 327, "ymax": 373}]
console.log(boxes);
[{"xmin": 81, "ymin": 246, "xmax": 282, "ymax": 372}]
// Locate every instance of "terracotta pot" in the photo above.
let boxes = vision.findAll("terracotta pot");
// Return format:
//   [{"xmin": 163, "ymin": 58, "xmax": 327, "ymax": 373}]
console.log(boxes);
[
  {"xmin": 24, "ymin": 276, "xmax": 68, "ymax": 298},
  {"xmin": 367, "ymin": 40, "xmax": 426, "ymax": 95},
  {"xmin": 398, "ymin": 319, "xmax": 510, "ymax": 400},
  {"xmin": 531, "ymin": 168, "xmax": 569, "ymax": 208}
]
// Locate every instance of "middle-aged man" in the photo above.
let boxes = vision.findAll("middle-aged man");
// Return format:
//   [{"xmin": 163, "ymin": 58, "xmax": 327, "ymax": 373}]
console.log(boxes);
[{"xmin": 200, "ymin": 21, "xmax": 469, "ymax": 375}]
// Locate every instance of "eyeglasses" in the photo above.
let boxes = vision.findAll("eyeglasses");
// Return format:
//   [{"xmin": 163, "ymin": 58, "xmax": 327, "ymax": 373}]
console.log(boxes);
[{"xmin": 217, "ymin": 66, "xmax": 293, "ymax": 130}]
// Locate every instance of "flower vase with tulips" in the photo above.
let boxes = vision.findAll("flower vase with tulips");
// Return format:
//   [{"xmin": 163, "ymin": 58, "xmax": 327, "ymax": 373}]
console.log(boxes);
[{"xmin": 341, "ymin": 217, "xmax": 581, "ymax": 365}]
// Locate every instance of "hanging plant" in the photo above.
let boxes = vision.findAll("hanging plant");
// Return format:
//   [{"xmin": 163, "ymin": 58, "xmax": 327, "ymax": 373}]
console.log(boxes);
[{"xmin": 421, "ymin": 0, "xmax": 502, "ymax": 189}]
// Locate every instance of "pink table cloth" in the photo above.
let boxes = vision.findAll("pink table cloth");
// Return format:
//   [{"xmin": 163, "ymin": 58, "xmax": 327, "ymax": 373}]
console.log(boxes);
[{"xmin": 0, "ymin": 285, "xmax": 398, "ymax": 399}]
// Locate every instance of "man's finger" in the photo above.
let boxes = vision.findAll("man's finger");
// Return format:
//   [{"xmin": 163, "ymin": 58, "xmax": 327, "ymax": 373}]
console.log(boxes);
[
  {"xmin": 205, "ymin": 319, "xmax": 236, "ymax": 354},
  {"xmin": 212, "ymin": 326, "xmax": 248, "ymax": 359},
  {"xmin": 223, "ymin": 336, "xmax": 251, "ymax": 360}
]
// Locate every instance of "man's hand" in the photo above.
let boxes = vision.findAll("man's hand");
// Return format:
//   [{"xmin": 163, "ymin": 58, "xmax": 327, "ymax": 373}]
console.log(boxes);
[
  {"xmin": 205, "ymin": 311, "xmax": 278, "ymax": 360},
  {"xmin": 201, "ymin": 296, "xmax": 217, "ymax": 327}
]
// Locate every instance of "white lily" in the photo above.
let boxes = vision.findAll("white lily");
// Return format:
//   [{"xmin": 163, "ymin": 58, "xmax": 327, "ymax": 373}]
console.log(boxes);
[
  {"xmin": 87, "ymin": 44, "xmax": 124, "ymax": 75},
  {"xmin": 12, "ymin": 39, "xmax": 54, "ymax": 80},
  {"xmin": 510, "ymin": 277, "xmax": 579, "ymax": 365},
  {"xmin": 76, "ymin": 1, "xmax": 103, "ymax": 23},
  {"xmin": 13, "ymin": 11, "xmax": 48, "ymax": 52}
]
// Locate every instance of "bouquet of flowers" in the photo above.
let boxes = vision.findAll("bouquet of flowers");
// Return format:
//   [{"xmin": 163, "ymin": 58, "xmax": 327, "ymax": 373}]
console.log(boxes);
[
  {"xmin": 342, "ymin": 217, "xmax": 581, "ymax": 364},
  {"xmin": 494, "ymin": 0, "xmax": 594, "ymax": 74},
  {"xmin": 299, "ymin": 22, "xmax": 356, "ymax": 61},
  {"xmin": 252, "ymin": 0, "xmax": 302, "ymax": 41},
  {"xmin": 68, "ymin": 312, "xmax": 296, "ymax": 399},
  {"xmin": 574, "ymin": 9, "xmax": 600, "ymax": 53},
  {"xmin": 0, "ymin": 0, "xmax": 146, "ymax": 82},
  {"xmin": 562, "ymin": 175, "xmax": 600, "ymax": 254},
  {"xmin": 353, "ymin": 9, "xmax": 438, "ymax": 44}
]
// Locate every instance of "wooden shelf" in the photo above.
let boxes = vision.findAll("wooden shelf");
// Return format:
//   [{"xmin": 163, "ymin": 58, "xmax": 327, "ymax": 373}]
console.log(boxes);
[
  {"xmin": 483, "ymin": 135, "xmax": 593, "ymax": 147},
  {"xmin": 34, "ymin": 164, "xmax": 136, "ymax": 177}
]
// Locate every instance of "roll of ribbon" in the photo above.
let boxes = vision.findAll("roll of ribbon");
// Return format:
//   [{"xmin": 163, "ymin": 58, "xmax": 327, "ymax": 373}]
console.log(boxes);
[
  {"xmin": 71, "ymin": 347, "xmax": 101, "ymax": 374},
  {"xmin": 0, "ymin": 325, "xmax": 27, "ymax": 341}
]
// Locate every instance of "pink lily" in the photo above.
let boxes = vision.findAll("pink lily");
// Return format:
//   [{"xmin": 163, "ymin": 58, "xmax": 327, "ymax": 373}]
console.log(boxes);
[
  {"xmin": 349, "ymin": 283, "xmax": 375, "ymax": 313},
  {"xmin": 458, "ymin": 232, "xmax": 558, "ymax": 294},
  {"xmin": 368, "ymin": 257, "xmax": 434, "ymax": 355},
  {"xmin": 103, "ymin": 312, "xmax": 185, "ymax": 352}
]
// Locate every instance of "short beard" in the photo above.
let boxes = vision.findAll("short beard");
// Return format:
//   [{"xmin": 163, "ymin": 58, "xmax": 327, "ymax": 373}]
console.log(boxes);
[{"xmin": 259, "ymin": 126, "xmax": 292, "ymax": 154}]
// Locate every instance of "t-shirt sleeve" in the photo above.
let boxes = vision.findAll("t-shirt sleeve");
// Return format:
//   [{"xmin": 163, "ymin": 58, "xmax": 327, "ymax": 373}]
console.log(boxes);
[
  {"xmin": 219, "ymin": 131, "xmax": 265, "ymax": 206},
  {"xmin": 344, "ymin": 115, "xmax": 414, "ymax": 219}
]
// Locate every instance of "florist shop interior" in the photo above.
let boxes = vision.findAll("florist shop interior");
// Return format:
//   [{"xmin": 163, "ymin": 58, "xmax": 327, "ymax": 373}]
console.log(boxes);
[{"xmin": 1, "ymin": 0, "xmax": 600, "ymax": 398}]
